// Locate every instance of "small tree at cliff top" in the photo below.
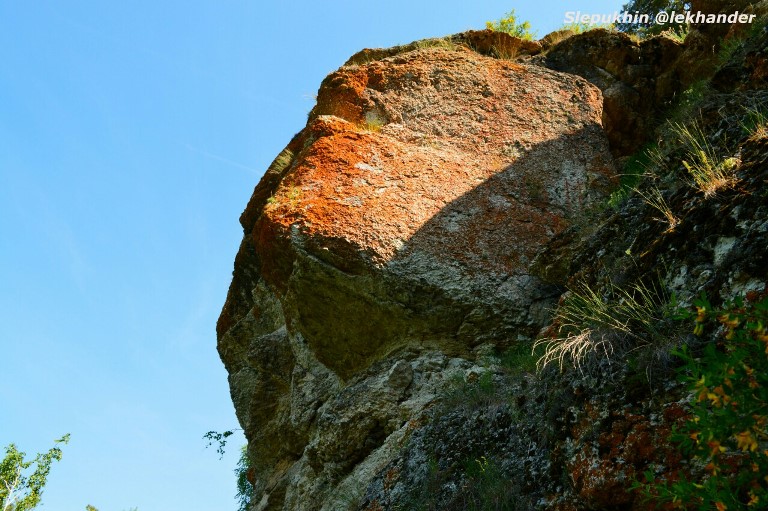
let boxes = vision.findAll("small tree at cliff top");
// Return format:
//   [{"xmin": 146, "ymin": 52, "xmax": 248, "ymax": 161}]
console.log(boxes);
[
  {"xmin": 486, "ymin": 9, "xmax": 537, "ymax": 40},
  {"xmin": 1, "ymin": 435, "xmax": 69, "ymax": 511}
]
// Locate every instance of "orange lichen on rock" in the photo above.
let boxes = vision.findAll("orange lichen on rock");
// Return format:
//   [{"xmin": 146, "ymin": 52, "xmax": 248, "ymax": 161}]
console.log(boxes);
[
  {"xmin": 222, "ymin": 44, "xmax": 619, "ymax": 380},
  {"xmin": 567, "ymin": 402, "xmax": 689, "ymax": 510},
  {"xmin": 252, "ymin": 47, "xmax": 616, "ymax": 284}
]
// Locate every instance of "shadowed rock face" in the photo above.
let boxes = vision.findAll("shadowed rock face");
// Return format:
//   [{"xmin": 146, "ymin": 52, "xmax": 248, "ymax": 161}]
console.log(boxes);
[
  {"xmin": 537, "ymin": 2, "xmax": 755, "ymax": 158},
  {"xmin": 217, "ymin": 45, "xmax": 617, "ymax": 510}
]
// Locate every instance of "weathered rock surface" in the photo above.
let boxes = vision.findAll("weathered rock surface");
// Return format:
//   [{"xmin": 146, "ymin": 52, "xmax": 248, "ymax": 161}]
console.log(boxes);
[
  {"xmin": 537, "ymin": 0, "xmax": 756, "ymax": 157},
  {"xmin": 219, "ymin": 47, "xmax": 620, "ymax": 379},
  {"xmin": 218, "ymin": 19, "xmax": 768, "ymax": 511},
  {"xmin": 218, "ymin": 43, "xmax": 617, "ymax": 510},
  {"xmin": 538, "ymin": 30, "xmax": 692, "ymax": 157}
]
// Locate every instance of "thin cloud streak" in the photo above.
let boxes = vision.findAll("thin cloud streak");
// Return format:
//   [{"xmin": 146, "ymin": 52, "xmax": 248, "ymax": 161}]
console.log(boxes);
[{"xmin": 184, "ymin": 143, "xmax": 262, "ymax": 175}]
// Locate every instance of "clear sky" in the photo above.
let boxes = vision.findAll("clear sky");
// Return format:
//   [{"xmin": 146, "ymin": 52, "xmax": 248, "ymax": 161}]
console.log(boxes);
[{"xmin": 1, "ymin": 1, "xmax": 624, "ymax": 510}]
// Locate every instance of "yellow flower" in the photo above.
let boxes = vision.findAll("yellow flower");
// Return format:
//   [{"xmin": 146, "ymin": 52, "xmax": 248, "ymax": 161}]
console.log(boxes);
[
  {"xmin": 707, "ymin": 386, "xmax": 729, "ymax": 407},
  {"xmin": 755, "ymin": 321, "xmax": 768, "ymax": 343},
  {"xmin": 748, "ymin": 493, "xmax": 760, "ymax": 507},
  {"xmin": 735, "ymin": 430, "xmax": 758, "ymax": 452},
  {"xmin": 696, "ymin": 306, "xmax": 707, "ymax": 322},
  {"xmin": 707, "ymin": 440, "xmax": 726, "ymax": 455},
  {"xmin": 718, "ymin": 313, "xmax": 740, "ymax": 329}
]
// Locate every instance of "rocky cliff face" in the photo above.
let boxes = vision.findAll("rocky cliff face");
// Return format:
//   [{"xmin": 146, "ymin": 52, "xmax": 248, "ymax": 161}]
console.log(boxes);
[{"xmin": 219, "ymin": 11, "xmax": 768, "ymax": 510}]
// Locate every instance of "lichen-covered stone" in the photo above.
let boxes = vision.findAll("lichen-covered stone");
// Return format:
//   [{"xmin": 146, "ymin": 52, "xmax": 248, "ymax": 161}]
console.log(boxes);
[{"xmin": 218, "ymin": 42, "xmax": 617, "ymax": 510}]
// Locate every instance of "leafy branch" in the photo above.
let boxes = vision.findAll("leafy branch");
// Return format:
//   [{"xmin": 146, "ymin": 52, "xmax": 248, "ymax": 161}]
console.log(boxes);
[{"xmin": 203, "ymin": 429, "xmax": 242, "ymax": 459}]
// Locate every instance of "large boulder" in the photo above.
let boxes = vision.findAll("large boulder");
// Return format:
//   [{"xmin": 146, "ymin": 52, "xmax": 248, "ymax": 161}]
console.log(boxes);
[{"xmin": 217, "ymin": 44, "xmax": 617, "ymax": 510}]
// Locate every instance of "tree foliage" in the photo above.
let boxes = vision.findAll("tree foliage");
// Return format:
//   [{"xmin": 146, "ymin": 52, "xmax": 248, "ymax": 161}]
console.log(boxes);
[
  {"xmin": 203, "ymin": 430, "xmax": 252, "ymax": 510},
  {"xmin": 235, "ymin": 446, "xmax": 253, "ymax": 511},
  {"xmin": 617, "ymin": 0, "xmax": 691, "ymax": 35},
  {"xmin": 203, "ymin": 429, "xmax": 240, "ymax": 459},
  {"xmin": 0, "ymin": 435, "xmax": 69, "ymax": 511}
]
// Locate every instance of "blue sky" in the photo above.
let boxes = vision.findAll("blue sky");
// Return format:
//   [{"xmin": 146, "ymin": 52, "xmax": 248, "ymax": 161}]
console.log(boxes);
[{"xmin": 0, "ymin": 1, "xmax": 624, "ymax": 510}]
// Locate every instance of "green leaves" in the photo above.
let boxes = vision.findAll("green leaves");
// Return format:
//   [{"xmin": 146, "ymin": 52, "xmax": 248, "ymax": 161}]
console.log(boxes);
[
  {"xmin": 1, "ymin": 434, "xmax": 69, "ymax": 511},
  {"xmin": 203, "ymin": 430, "xmax": 251, "ymax": 510},
  {"xmin": 616, "ymin": 0, "xmax": 690, "ymax": 36},
  {"xmin": 203, "ymin": 429, "xmax": 240, "ymax": 459},
  {"xmin": 639, "ymin": 295, "xmax": 768, "ymax": 509},
  {"xmin": 235, "ymin": 446, "xmax": 253, "ymax": 511}
]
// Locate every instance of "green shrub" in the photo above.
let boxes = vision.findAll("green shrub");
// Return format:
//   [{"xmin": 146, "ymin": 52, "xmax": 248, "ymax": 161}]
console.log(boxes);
[
  {"xmin": 203, "ymin": 430, "xmax": 251, "ymax": 511},
  {"xmin": 607, "ymin": 144, "xmax": 655, "ymax": 208},
  {"xmin": 485, "ymin": 9, "xmax": 536, "ymax": 40},
  {"xmin": 636, "ymin": 294, "xmax": 768, "ymax": 509}
]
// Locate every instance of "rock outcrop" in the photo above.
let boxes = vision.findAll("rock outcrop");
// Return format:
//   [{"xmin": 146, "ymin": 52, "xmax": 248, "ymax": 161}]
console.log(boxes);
[
  {"xmin": 218, "ymin": 19, "xmax": 768, "ymax": 511},
  {"xmin": 218, "ymin": 43, "xmax": 616, "ymax": 509}
]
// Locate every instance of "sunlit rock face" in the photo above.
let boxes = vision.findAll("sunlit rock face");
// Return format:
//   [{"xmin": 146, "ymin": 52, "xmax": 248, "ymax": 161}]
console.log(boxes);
[{"xmin": 217, "ymin": 41, "xmax": 618, "ymax": 510}]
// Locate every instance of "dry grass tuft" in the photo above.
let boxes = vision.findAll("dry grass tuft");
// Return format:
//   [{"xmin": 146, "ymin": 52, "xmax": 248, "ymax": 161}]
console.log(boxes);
[
  {"xmin": 741, "ymin": 103, "xmax": 768, "ymax": 141},
  {"xmin": 535, "ymin": 280, "xmax": 672, "ymax": 372},
  {"xmin": 671, "ymin": 121, "xmax": 738, "ymax": 196},
  {"xmin": 636, "ymin": 186, "xmax": 679, "ymax": 230},
  {"xmin": 490, "ymin": 42, "xmax": 520, "ymax": 60}
]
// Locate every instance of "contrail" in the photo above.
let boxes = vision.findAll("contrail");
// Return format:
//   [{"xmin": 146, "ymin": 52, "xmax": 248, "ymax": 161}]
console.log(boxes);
[{"xmin": 184, "ymin": 144, "xmax": 262, "ymax": 175}]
